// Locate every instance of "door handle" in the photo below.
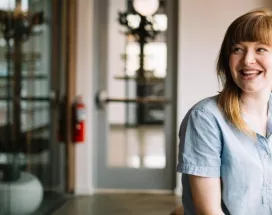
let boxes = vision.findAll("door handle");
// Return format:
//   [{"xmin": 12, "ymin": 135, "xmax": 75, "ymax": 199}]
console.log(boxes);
[{"xmin": 95, "ymin": 90, "xmax": 170, "ymax": 109}]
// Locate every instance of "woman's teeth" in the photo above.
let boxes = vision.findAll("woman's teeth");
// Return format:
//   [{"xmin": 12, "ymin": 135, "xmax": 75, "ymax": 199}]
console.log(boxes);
[{"xmin": 241, "ymin": 70, "xmax": 260, "ymax": 75}]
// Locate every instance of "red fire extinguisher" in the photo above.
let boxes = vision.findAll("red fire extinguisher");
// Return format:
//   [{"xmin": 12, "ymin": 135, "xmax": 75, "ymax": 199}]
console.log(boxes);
[{"xmin": 73, "ymin": 96, "xmax": 86, "ymax": 143}]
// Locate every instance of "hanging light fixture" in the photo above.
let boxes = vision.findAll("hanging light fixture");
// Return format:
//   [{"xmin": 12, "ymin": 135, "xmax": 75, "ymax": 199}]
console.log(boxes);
[
  {"xmin": 132, "ymin": 0, "xmax": 159, "ymax": 16},
  {"xmin": 0, "ymin": 0, "xmax": 28, "ymax": 11}
]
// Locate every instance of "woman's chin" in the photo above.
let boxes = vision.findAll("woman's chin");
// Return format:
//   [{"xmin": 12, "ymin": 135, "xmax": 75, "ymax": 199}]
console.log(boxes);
[{"xmin": 240, "ymin": 87, "xmax": 269, "ymax": 95}]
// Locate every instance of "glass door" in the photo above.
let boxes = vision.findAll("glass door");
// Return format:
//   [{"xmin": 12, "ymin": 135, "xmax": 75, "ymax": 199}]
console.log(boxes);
[
  {"xmin": 0, "ymin": 0, "xmax": 66, "ymax": 214},
  {"xmin": 94, "ymin": 0, "xmax": 178, "ymax": 190}
]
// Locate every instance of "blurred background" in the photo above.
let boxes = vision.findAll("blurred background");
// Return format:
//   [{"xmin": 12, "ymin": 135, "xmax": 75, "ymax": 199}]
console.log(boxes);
[
  {"xmin": 0, "ymin": 0, "xmax": 271, "ymax": 214},
  {"xmin": 0, "ymin": 0, "xmax": 69, "ymax": 214}
]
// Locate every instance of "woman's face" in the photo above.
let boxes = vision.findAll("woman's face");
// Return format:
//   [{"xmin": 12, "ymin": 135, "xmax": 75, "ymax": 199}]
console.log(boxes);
[{"xmin": 229, "ymin": 41, "xmax": 272, "ymax": 94}]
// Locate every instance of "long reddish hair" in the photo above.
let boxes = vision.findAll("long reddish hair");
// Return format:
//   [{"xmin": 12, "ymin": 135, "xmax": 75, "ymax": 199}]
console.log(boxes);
[{"xmin": 217, "ymin": 8, "xmax": 272, "ymax": 136}]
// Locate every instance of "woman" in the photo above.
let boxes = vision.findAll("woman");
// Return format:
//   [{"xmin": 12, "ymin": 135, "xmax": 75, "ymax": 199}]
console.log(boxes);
[{"xmin": 177, "ymin": 8, "xmax": 272, "ymax": 215}]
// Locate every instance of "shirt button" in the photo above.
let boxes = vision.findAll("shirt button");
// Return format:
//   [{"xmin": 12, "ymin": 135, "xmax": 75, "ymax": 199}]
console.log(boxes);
[{"xmin": 264, "ymin": 154, "xmax": 269, "ymax": 160}]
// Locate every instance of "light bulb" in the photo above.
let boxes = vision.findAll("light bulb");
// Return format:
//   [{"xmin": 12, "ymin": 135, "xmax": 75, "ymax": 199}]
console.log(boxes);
[{"xmin": 132, "ymin": 0, "xmax": 159, "ymax": 16}]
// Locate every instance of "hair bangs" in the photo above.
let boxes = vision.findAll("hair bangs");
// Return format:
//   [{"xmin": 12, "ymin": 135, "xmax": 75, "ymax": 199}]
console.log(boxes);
[{"xmin": 230, "ymin": 14, "xmax": 272, "ymax": 46}]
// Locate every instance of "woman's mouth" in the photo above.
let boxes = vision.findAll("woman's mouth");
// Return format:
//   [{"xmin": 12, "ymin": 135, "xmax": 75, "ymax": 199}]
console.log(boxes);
[{"xmin": 239, "ymin": 70, "xmax": 262, "ymax": 80}]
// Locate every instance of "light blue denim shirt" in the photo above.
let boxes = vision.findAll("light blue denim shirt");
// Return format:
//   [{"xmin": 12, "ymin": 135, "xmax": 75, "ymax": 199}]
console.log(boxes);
[{"xmin": 177, "ymin": 95, "xmax": 272, "ymax": 215}]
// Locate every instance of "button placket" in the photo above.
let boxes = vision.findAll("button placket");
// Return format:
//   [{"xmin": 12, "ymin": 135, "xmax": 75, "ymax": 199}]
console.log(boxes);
[
  {"xmin": 260, "ymin": 137, "xmax": 271, "ymax": 160},
  {"xmin": 264, "ymin": 152, "xmax": 272, "ymax": 198},
  {"xmin": 266, "ymin": 182, "xmax": 271, "ymax": 190},
  {"xmin": 260, "ymin": 139, "xmax": 272, "ymax": 202}
]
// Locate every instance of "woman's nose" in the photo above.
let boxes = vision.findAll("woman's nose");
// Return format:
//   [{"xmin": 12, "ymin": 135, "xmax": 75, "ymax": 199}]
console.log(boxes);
[{"xmin": 243, "ymin": 51, "xmax": 256, "ymax": 65}]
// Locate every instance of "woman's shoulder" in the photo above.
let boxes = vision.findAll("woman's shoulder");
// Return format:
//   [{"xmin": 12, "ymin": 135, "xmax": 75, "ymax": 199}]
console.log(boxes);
[
  {"xmin": 190, "ymin": 95, "xmax": 220, "ymax": 115},
  {"xmin": 179, "ymin": 95, "xmax": 224, "ymax": 138},
  {"xmin": 179, "ymin": 95, "xmax": 227, "ymax": 128}
]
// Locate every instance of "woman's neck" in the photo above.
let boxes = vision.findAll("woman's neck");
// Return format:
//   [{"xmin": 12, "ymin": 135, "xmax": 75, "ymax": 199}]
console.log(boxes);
[
  {"xmin": 240, "ymin": 91, "xmax": 270, "ymax": 118},
  {"xmin": 240, "ymin": 91, "xmax": 271, "ymax": 136}
]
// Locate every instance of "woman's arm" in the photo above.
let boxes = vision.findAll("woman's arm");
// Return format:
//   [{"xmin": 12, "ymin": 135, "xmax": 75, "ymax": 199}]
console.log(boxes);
[{"xmin": 189, "ymin": 175, "xmax": 224, "ymax": 215}]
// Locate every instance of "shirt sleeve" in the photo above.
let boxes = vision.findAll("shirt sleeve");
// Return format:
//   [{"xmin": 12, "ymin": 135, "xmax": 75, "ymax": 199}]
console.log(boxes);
[{"xmin": 176, "ymin": 108, "xmax": 222, "ymax": 177}]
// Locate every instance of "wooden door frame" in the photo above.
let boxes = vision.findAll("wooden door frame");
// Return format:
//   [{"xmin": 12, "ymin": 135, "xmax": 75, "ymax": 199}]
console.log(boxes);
[
  {"xmin": 65, "ymin": 0, "xmax": 77, "ymax": 193},
  {"xmin": 52, "ymin": 0, "xmax": 77, "ymax": 193}
]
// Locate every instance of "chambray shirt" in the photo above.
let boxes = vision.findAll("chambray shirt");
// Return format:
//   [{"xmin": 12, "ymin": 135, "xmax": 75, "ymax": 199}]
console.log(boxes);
[{"xmin": 177, "ymin": 95, "xmax": 272, "ymax": 215}]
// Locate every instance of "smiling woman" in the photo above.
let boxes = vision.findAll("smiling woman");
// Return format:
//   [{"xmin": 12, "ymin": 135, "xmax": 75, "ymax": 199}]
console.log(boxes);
[
  {"xmin": 217, "ymin": 8, "xmax": 272, "ymax": 137},
  {"xmin": 177, "ymin": 8, "xmax": 272, "ymax": 215}
]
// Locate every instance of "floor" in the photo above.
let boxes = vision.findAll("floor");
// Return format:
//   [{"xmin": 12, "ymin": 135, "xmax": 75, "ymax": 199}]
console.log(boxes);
[
  {"xmin": 32, "ymin": 192, "xmax": 67, "ymax": 215},
  {"xmin": 50, "ymin": 125, "xmax": 178, "ymax": 214},
  {"xmin": 52, "ymin": 193, "xmax": 180, "ymax": 215}
]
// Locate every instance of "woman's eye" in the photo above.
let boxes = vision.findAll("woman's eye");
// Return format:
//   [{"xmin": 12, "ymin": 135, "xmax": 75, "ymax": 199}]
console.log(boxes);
[
  {"xmin": 232, "ymin": 47, "xmax": 243, "ymax": 53},
  {"xmin": 256, "ymin": 48, "xmax": 267, "ymax": 53}
]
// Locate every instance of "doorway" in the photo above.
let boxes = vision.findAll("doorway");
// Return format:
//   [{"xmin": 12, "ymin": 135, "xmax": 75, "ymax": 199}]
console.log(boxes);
[
  {"xmin": 94, "ymin": 0, "xmax": 178, "ymax": 191},
  {"xmin": 0, "ymin": 0, "xmax": 69, "ymax": 214}
]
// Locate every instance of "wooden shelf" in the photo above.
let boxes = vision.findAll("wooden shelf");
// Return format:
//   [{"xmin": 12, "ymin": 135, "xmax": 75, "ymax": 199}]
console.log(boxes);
[
  {"xmin": 0, "ymin": 96, "xmax": 52, "ymax": 101},
  {"xmin": 105, "ymin": 96, "xmax": 170, "ymax": 104},
  {"xmin": 114, "ymin": 75, "xmax": 165, "ymax": 84},
  {"xmin": 0, "ymin": 75, "xmax": 48, "ymax": 79},
  {"xmin": 5, "ymin": 52, "xmax": 42, "ymax": 62}
]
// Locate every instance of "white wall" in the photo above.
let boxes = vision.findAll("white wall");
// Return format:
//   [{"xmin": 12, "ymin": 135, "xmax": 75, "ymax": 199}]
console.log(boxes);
[
  {"xmin": 107, "ymin": 0, "xmax": 126, "ymax": 125},
  {"xmin": 176, "ymin": 0, "xmax": 272, "ymax": 195},
  {"xmin": 75, "ymin": 0, "xmax": 272, "ymax": 195}
]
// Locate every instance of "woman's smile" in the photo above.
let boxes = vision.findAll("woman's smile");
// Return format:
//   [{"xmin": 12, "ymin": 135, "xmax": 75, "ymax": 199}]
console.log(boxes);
[{"xmin": 239, "ymin": 69, "xmax": 262, "ymax": 80}]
